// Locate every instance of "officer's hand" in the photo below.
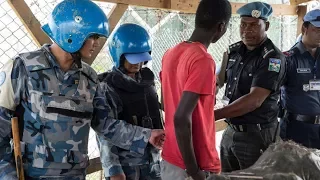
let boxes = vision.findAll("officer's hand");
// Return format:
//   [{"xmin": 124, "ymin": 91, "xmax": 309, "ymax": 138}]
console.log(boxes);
[
  {"xmin": 191, "ymin": 170, "xmax": 206, "ymax": 180},
  {"xmin": 149, "ymin": 129, "xmax": 165, "ymax": 149}
]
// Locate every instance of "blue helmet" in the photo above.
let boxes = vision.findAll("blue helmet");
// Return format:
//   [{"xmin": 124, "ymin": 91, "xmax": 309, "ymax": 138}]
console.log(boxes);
[
  {"xmin": 42, "ymin": 0, "xmax": 109, "ymax": 53},
  {"xmin": 108, "ymin": 23, "xmax": 152, "ymax": 68}
]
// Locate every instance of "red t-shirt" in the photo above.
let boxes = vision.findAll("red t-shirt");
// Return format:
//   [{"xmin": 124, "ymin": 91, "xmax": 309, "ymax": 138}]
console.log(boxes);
[{"xmin": 160, "ymin": 42, "xmax": 221, "ymax": 172}]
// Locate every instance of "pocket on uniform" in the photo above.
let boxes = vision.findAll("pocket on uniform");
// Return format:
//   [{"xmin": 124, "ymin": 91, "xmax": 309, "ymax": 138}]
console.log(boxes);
[
  {"xmin": 260, "ymin": 128, "xmax": 275, "ymax": 149},
  {"xmin": 41, "ymin": 95, "xmax": 93, "ymax": 119},
  {"xmin": 30, "ymin": 144, "xmax": 89, "ymax": 169},
  {"xmin": 39, "ymin": 95, "xmax": 93, "ymax": 151}
]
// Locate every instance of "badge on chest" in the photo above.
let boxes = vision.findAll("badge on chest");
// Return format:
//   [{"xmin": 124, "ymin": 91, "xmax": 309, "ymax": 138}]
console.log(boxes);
[
  {"xmin": 297, "ymin": 68, "xmax": 311, "ymax": 73},
  {"xmin": 303, "ymin": 80, "xmax": 320, "ymax": 91},
  {"xmin": 309, "ymin": 79, "xmax": 320, "ymax": 91}
]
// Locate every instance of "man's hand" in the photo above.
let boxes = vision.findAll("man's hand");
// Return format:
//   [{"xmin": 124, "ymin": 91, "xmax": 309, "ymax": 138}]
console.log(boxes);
[{"xmin": 149, "ymin": 129, "xmax": 165, "ymax": 149}]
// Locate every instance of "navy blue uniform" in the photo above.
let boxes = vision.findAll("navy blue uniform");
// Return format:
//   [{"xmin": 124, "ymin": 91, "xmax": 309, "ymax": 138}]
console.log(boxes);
[
  {"xmin": 221, "ymin": 38, "xmax": 286, "ymax": 172},
  {"xmin": 280, "ymin": 41, "xmax": 320, "ymax": 149}
]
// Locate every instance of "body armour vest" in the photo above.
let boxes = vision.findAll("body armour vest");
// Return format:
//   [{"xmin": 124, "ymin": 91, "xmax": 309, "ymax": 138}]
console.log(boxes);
[
  {"xmin": 99, "ymin": 67, "xmax": 163, "ymax": 130},
  {"xmin": 18, "ymin": 48, "xmax": 97, "ymax": 170}
]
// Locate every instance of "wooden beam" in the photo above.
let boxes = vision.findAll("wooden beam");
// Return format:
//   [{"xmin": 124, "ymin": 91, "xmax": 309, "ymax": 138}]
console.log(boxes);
[
  {"xmin": 296, "ymin": 5, "xmax": 307, "ymax": 36},
  {"xmin": 84, "ymin": 3, "xmax": 128, "ymax": 65},
  {"xmin": 290, "ymin": 0, "xmax": 312, "ymax": 5},
  {"xmin": 7, "ymin": 0, "xmax": 52, "ymax": 47},
  {"xmin": 94, "ymin": 0, "xmax": 298, "ymax": 15},
  {"xmin": 86, "ymin": 157, "xmax": 102, "ymax": 174}
]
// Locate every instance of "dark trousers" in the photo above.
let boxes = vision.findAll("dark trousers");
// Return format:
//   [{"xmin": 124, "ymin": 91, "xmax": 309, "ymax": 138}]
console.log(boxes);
[
  {"xmin": 220, "ymin": 122, "xmax": 278, "ymax": 172},
  {"xmin": 280, "ymin": 117, "xmax": 320, "ymax": 149}
]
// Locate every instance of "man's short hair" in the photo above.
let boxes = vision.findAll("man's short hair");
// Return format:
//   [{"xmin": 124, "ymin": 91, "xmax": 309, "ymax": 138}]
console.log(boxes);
[
  {"xmin": 303, "ymin": 21, "xmax": 311, "ymax": 28},
  {"xmin": 195, "ymin": 0, "xmax": 232, "ymax": 30}
]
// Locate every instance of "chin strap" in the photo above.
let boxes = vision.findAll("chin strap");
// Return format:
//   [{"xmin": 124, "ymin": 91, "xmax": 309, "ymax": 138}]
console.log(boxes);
[{"xmin": 71, "ymin": 52, "xmax": 82, "ymax": 68}]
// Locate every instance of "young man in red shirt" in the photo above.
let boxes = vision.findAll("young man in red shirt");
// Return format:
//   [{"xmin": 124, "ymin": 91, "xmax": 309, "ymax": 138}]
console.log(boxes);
[{"xmin": 159, "ymin": 0, "xmax": 231, "ymax": 179}]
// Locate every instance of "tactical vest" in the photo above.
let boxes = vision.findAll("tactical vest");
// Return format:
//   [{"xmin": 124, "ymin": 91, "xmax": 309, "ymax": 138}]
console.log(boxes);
[
  {"xmin": 104, "ymin": 68, "xmax": 163, "ymax": 130},
  {"xmin": 18, "ymin": 49, "xmax": 97, "ymax": 170}
]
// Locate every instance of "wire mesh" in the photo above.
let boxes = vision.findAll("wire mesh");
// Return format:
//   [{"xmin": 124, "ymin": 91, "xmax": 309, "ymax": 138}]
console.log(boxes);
[{"xmin": 0, "ymin": 0, "xmax": 300, "ymax": 179}]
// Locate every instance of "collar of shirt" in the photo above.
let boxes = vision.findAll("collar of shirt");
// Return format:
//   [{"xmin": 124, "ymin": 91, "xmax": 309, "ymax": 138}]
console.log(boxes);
[
  {"xmin": 42, "ymin": 44, "xmax": 82, "ymax": 73},
  {"xmin": 295, "ymin": 42, "xmax": 320, "ymax": 57},
  {"xmin": 41, "ymin": 44, "xmax": 82, "ymax": 82},
  {"xmin": 238, "ymin": 38, "xmax": 271, "ymax": 56}
]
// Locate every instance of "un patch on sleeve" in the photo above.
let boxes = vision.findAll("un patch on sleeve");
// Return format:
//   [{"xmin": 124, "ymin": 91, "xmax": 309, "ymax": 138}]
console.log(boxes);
[
  {"xmin": 0, "ymin": 71, "xmax": 6, "ymax": 86},
  {"xmin": 268, "ymin": 58, "xmax": 281, "ymax": 73}
]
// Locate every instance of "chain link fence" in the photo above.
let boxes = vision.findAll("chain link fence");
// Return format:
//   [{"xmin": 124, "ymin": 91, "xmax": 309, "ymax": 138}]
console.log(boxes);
[{"xmin": 0, "ymin": 0, "xmax": 302, "ymax": 179}]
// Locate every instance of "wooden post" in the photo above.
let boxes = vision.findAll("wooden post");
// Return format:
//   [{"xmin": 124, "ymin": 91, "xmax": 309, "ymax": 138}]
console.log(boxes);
[
  {"xmin": 296, "ymin": 5, "xmax": 307, "ymax": 37},
  {"xmin": 7, "ymin": 0, "xmax": 52, "ymax": 47},
  {"xmin": 83, "ymin": 3, "xmax": 128, "ymax": 65},
  {"xmin": 11, "ymin": 117, "xmax": 25, "ymax": 180},
  {"xmin": 290, "ymin": 0, "xmax": 312, "ymax": 5}
]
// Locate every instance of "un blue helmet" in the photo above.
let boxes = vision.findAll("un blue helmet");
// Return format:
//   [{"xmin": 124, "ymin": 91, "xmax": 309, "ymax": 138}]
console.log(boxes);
[
  {"xmin": 41, "ymin": 0, "xmax": 109, "ymax": 53},
  {"xmin": 109, "ymin": 23, "xmax": 152, "ymax": 68}
]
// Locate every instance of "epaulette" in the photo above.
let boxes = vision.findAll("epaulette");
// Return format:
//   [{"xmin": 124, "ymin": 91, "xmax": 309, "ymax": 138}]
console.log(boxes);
[
  {"xmin": 262, "ymin": 46, "xmax": 275, "ymax": 59},
  {"xmin": 228, "ymin": 41, "xmax": 242, "ymax": 54},
  {"xmin": 283, "ymin": 50, "xmax": 294, "ymax": 57},
  {"xmin": 283, "ymin": 46, "xmax": 299, "ymax": 57}
]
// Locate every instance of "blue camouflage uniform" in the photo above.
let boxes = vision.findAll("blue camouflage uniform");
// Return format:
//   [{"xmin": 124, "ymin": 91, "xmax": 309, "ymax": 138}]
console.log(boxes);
[
  {"xmin": 280, "ymin": 9, "xmax": 320, "ymax": 149},
  {"xmin": 0, "ymin": 1, "xmax": 152, "ymax": 179},
  {"xmin": 96, "ymin": 23, "xmax": 162, "ymax": 180}
]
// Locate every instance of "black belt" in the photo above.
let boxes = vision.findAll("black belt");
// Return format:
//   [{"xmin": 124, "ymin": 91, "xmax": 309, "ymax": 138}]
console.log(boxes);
[
  {"xmin": 229, "ymin": 121, "xmax": 277, "ymax": 132},
  {"xmin": 287, "ymin": 113, "xmax": 320, "ymax": 124}
]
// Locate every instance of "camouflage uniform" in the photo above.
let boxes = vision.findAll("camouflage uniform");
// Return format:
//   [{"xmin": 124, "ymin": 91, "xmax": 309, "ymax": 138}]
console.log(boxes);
[
  {"xmin": 97, "ymin": 67, "xmax": 163, "ymax": 180},
  {"xmin": 0, "ymin": 45, "xmax": 151, "ymax": 180}
]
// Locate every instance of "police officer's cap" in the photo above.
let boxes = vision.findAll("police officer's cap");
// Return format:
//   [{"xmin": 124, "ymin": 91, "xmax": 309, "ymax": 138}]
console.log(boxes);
[
  {"xmin": 237, "ymin": 2, "xmax": 273, "ymax": 20},
  {"xmin": 303, "ymin": 9, "xmax": 320, "ymax": 28}
]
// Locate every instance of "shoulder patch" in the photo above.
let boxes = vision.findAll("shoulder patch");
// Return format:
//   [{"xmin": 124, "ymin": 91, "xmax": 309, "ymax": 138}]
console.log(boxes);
[
  {"xmin": 268, "ymin": 58, "xmax": 281, "ymax": 72},
  {"xmin": 283, "ymin": 50, "xmax": 295, "ymax": 57},
  {"xmin": 0, "ymin": 60, "xmax": 16, "ymax": 111},
  {"xmin": 0, "ymin": 71, "xmax": 6, "ymax": 86}
]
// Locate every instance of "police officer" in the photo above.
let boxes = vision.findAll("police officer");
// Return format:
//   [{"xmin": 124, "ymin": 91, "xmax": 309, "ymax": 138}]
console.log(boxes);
[
  {"xmin": 215, "ymin": 2, "xmax": 286, "ymax": 172},
  {"xmin": 97, "ymin": 23, "xmax": 163, "ymax": 180},
  {"xmin": 0, "ymin": 1, "xmax": 164, "ymax": 179},
  {"xmin": 280, "ymin": 9, "xmax": 320, "ymax": 149}
]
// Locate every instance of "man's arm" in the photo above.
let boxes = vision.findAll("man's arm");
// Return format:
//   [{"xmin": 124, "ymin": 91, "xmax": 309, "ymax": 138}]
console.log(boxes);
[
  {"xmin": 216, "ymin": 51, "xmax": 229, "ymax": 95},
  {"xmin": 215, "ymin": 53, "xmax": 285, "ymax": 121},
  {"xmin": 215, "ymin": 87, "xmax": 270, "ymax": 120},
  {"xmin": 173, "ymin": 53, "xmax": 215, "ymax": 179},
  {"xmin": 0, "ymin": 58, "xmax": 27, "ymax": 179},
  {"xmin": 174, "ymin": 91, "xmax": 204, "ymax": 179},
  {"xmin": 160, "ymin": 86, "xmax": 164, "ymax": 111},
  {"xmin": 92, "ymin": 83, "xmax": 164, "ymax": 156}
]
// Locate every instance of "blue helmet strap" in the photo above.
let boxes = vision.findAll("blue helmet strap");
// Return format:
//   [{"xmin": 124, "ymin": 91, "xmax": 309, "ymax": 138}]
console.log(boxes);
[{"xmin": 71, "ymin": 52, "xmax": 82, "ymax": 68}]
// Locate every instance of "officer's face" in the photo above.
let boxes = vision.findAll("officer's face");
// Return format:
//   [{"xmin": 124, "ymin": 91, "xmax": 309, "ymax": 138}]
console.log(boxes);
[
  {"xmin": 302, "ymin": 23, "xmax": 320, "ymax": 48},
  {"xmin": 124, "ymin": 59, "xmax": 143, "ymax": 74},
  {"xmin": 240, "ymin": 17, "xmax": 268, "ymax": 47},
  {"xmin": 79, "ymin": 35, "xmax": 101, "ymax": 59}
]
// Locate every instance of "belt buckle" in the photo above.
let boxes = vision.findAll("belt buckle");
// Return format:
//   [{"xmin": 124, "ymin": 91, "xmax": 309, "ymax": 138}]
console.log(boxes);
[
  {"xmin": 256, "ymin": 124, "xmax": 262, "ymax": 130},
  {"xmin": 315, "ymin": 116, "xmax": 320, "ymax": 124},
  {"xmin": 239, "ymin": 125, "xmax": 244, "ymax": 132}
]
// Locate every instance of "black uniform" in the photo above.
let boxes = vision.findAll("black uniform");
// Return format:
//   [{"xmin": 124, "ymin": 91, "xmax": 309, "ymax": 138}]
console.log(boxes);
[
  {"xmin": 280, "ymin": 42, "xmax": 320, "ymax": 149},
  {"xmin": 220, "ymin": 38, "xmax": 286, "ymax": 172}
]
